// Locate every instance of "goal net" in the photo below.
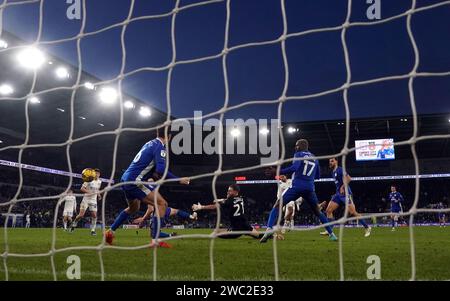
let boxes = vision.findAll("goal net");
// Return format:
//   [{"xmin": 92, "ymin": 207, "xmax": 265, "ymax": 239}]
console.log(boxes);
[{"xmin": 0, "ymin": 0, "xmax": 449, "ymax": 281}]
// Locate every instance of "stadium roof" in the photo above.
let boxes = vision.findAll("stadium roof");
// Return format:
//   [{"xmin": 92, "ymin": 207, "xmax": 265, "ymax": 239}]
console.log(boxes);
[{"xmin": 0, "ymin": 33, "xmax": 449, "ymax": 183}]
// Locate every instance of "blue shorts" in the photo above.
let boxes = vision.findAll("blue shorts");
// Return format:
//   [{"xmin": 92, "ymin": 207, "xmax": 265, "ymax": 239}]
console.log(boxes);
[
  {"xmin": 438, "ymin": 213, "xmax": 445, "ymax": 219},
  {"xmin": 150, "ymin": 208, "xmax": 172, "ymax": 225},
  {"xmin": 281, "ymin": 186, "xmax": 319, "ymax": 209},
  {"xmin": 331, "ymin": 193, "xmax": 353, "ymax": 206},
  {"xmin": 391, "ymin": 205, "xmax": 402, "ymax": 213},
  {"xmin": 121, "ymin": 183, "xmax": 155, "ymax": 202}
]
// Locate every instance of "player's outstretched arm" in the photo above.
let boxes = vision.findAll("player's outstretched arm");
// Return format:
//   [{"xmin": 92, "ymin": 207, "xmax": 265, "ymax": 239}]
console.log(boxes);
[
  {"xmin": 192, "ymin": 201, "xmax": 223, "ymax": 211},
  {"xmin": 280, "ymin": 153, "xmax": 302, "ymax": 176},
  {"xmin": 153, "ymin": 142, "xmax": 190, "ymax": 184}
]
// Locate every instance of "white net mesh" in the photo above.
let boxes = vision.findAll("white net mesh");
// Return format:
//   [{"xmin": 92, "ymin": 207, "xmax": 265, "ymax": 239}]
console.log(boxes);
[{"xmin": 0, "ymin": 0, "xmax": 449, "ymax": 281}]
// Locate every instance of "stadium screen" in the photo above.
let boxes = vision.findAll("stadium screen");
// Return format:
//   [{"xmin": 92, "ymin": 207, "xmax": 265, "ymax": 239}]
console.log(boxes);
[{"xmin": 355, "ymin": 138, "xmax": 395, "ymax": 161}]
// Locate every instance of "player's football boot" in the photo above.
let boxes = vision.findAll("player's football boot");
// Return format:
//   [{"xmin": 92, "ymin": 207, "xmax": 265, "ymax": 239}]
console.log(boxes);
[
  {"xmin": 274, "ymin": 233, "xmax": 285, "ymax": 240},
  {"xmin": 259, "ymin": 231, "xmax": 273, "ymax": 243},
  {"xmin": 329, "ymin": 233, "xmax": 338, "ymax": 241},
  {"xmin": 319, "ymin": 231, "xmax": 329, "ymax": 236},
  {"xmin": 364, "ymin": 226, "xmax": 372, "ymax": 237},
  {"xmin": 158, "ymin": 241, "xmax": 172, "ymax": 248},
  {"xmin": 150, "ymin": 241, "xmax": 172, "ymax": 248},
  {"xmin": 91, "ymin": 230, "xmax": 97, "ymax": 236},
  {"xmin": 105, "ymin": 229, "xmax": 115, "ymax": 245}
]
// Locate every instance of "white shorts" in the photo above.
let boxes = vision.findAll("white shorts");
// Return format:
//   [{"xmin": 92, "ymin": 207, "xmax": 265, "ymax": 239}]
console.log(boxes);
[
  {"xmin": 284, "ymin": 201, "xmax": 296, "ymax": 217},
  {"xmin": 63, "ymin": 211, "xmax": 74, "ymax": 217},
  {"xmin": 80, "ymin": 199, "xmax": 97, "ymax": 212}
]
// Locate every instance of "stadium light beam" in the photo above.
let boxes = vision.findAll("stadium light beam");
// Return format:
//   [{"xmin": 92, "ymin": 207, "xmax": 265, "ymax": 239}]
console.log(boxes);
[
  {"xmin": 0, "ymin": 84, "xmax": 14, "ymax": 95},
  {"xmin": 55, "ymin": 66, "xmax": 70, "ymax": 79},
  {"xmin": 0, "ymin": 39, "xmax": 8, "ymax": 49},
  {"xmin": 17, "ymin": 47, "xmax": 46, "ymax": 69},
  {"xmin": 124, "ymin": 100, "xmax": 135, "ymax": 109},
  {"xmin": 84, "ymin": 82, "xmax": 95, "ymax": 90},
  {"xmin": 28, "ymin": 97, "xmax": 40, "ymax": 104},
  {"xmin": 98, "ymin": 87, "xmax": 118, "ymax": 104},
  {"xmin": 287, "ymin": 126, "xmax": 299, "ymax": 134},
  {"xmin": 139, "ymin": 106, "xmax": 151, "ymax": 118}
]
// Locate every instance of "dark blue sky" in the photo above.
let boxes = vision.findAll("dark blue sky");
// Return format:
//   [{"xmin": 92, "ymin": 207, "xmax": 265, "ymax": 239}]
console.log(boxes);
[{"xmin": 3, "ymin": 0, "xmax": 450, "ymax": 122}]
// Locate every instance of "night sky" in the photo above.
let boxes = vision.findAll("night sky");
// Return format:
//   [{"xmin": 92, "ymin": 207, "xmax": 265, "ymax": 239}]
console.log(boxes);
[{"xmin": 2, "ymin": 0, "xmax": 450, "ymax": 122}]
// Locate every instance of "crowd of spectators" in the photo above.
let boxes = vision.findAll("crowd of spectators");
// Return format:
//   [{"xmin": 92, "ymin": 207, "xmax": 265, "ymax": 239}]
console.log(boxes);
[{"xmin": 1, "ymin": 167, "xmax": 449, "ymax": 228}]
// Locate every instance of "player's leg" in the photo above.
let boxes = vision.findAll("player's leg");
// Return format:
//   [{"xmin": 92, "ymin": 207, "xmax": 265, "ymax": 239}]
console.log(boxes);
[
  {"xmin": 282, "ymin": 205, "xmax": 293, "ymax": 234},
  {"xmin": 147, "ymin": 207, "xmax": 198, "ymax": 246},
  {"xmin": 217, "ymin": 233, "xmax": 243, "ymax": 239},
  {"xmin": 110, "ymin": 199, "xmax": 140, "ymax": 231},
  {"xmin": 150, "ymin": 207, "xmax": 172, "ymax": 242},
  {"xmin": 261, "ymin": 188, "xmax": 301, "ymax": 243},
  {"xmin": 325, "ymin": 195, "xmax": 340, "ymax": 220},
  {"xmin": 216, "ymin": 228, "xmax": 243, "ymax": 239},
  {"xmin": 105, "ymin": 199, "xmax": 140, "ymax": 245},
  {"xmin": 244, "ymin": 224, "xmax": 264, "ymax": 239},
  {"xmin": 228, "ymin": 221, "xmax": 262, "ymax": 240},
  {"xmin": 108, "ymin": 184, "xmax": 154, "ymax": 235},
  {"xmin": 320, "ymin": 198, "xmax": 340, "ymax": 235},
  {"xmin": 169, "ymin": 208, "xmax": 198, "ymax": 221},
  {"xmin": 142, "ymin": 190, "xmax": 170, "ymax": 243},
  {"xmin": 90, "ymin": 209, "xmax": 97, "ymax": 235},
  {"xmin": 70, "ymin": 206, "xmax": 86, "ymax": 232},
  {"xmin": 391, "ymin": 213, "xmax": 398, "ymax": 230},
  {"xmin": 282, "ymin": 206, "xmax": 290, "ymax": 234},
  {"xmin": 303, "ymin": 191, "xmax": 336, "ymax": 241},
  {"xmin": 249, "ymin": 227, "xmax": 264, "ymax": 239},
  {"xmin": 347, "ymin": 202, "xmax": 371, "ymax": 237},
  {"xmin": 290, "ymin": 205, "xmax": 295, "ymax": 230},
  {"xmin": 148, "ymin": 221, "xmax": 175, "ymax": 248},
  {"xmin": 63, "ymin": 215, "xmax": 68, "ymax": 230}
]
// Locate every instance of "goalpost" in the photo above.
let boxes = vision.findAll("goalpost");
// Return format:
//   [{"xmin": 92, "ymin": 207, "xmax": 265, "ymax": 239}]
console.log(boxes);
[{"xmin": 0, "ymin": 0, "xmax": 449, "ymax": 281}]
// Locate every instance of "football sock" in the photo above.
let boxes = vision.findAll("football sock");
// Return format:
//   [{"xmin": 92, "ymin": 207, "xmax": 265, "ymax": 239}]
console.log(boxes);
[
  {"xmin": 91, "ymin": 217, "xmax": 97, "ymax": 231},
  {"xmin": 359, "ymin": 218, "xmax": 369, "ymax": 229},
  {"xmin": 318, "ymin": 212, "xmax": 333, "ymax": 235},
  {"xmin": 176, "ymin": 210, "xmax": 190, "ymax": 220},
  {"xmin": 267, "ymin": 207, "xmax": 280, "ymax": 229},
  {"xmin": 110, "ymin": 210, "xmax": 129, "ymax": 231}
]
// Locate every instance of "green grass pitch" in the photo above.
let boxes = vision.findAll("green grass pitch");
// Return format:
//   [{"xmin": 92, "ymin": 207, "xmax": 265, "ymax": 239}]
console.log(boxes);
[{"xmin": 0, "ymin": 227, "xmax": 449, "ymax": 280}]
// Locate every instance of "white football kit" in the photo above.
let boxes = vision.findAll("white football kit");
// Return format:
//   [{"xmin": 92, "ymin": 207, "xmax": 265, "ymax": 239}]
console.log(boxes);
[
  {"xmin": 277, "ymin": 179, "xmax": 303, "ymax": 218},
  {"xmin": 80, "ymin": 179, "xmax": 101, "ymax": 212},
  {"xmin": 62, "ymin": 195, "xmax": 77, "ymax": 217}
]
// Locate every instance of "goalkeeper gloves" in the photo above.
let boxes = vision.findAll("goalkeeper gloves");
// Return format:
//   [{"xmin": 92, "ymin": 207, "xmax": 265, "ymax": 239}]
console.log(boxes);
[{"xmin": 192, "ymin": 202, "xmax": 204, "ymax": 211}]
